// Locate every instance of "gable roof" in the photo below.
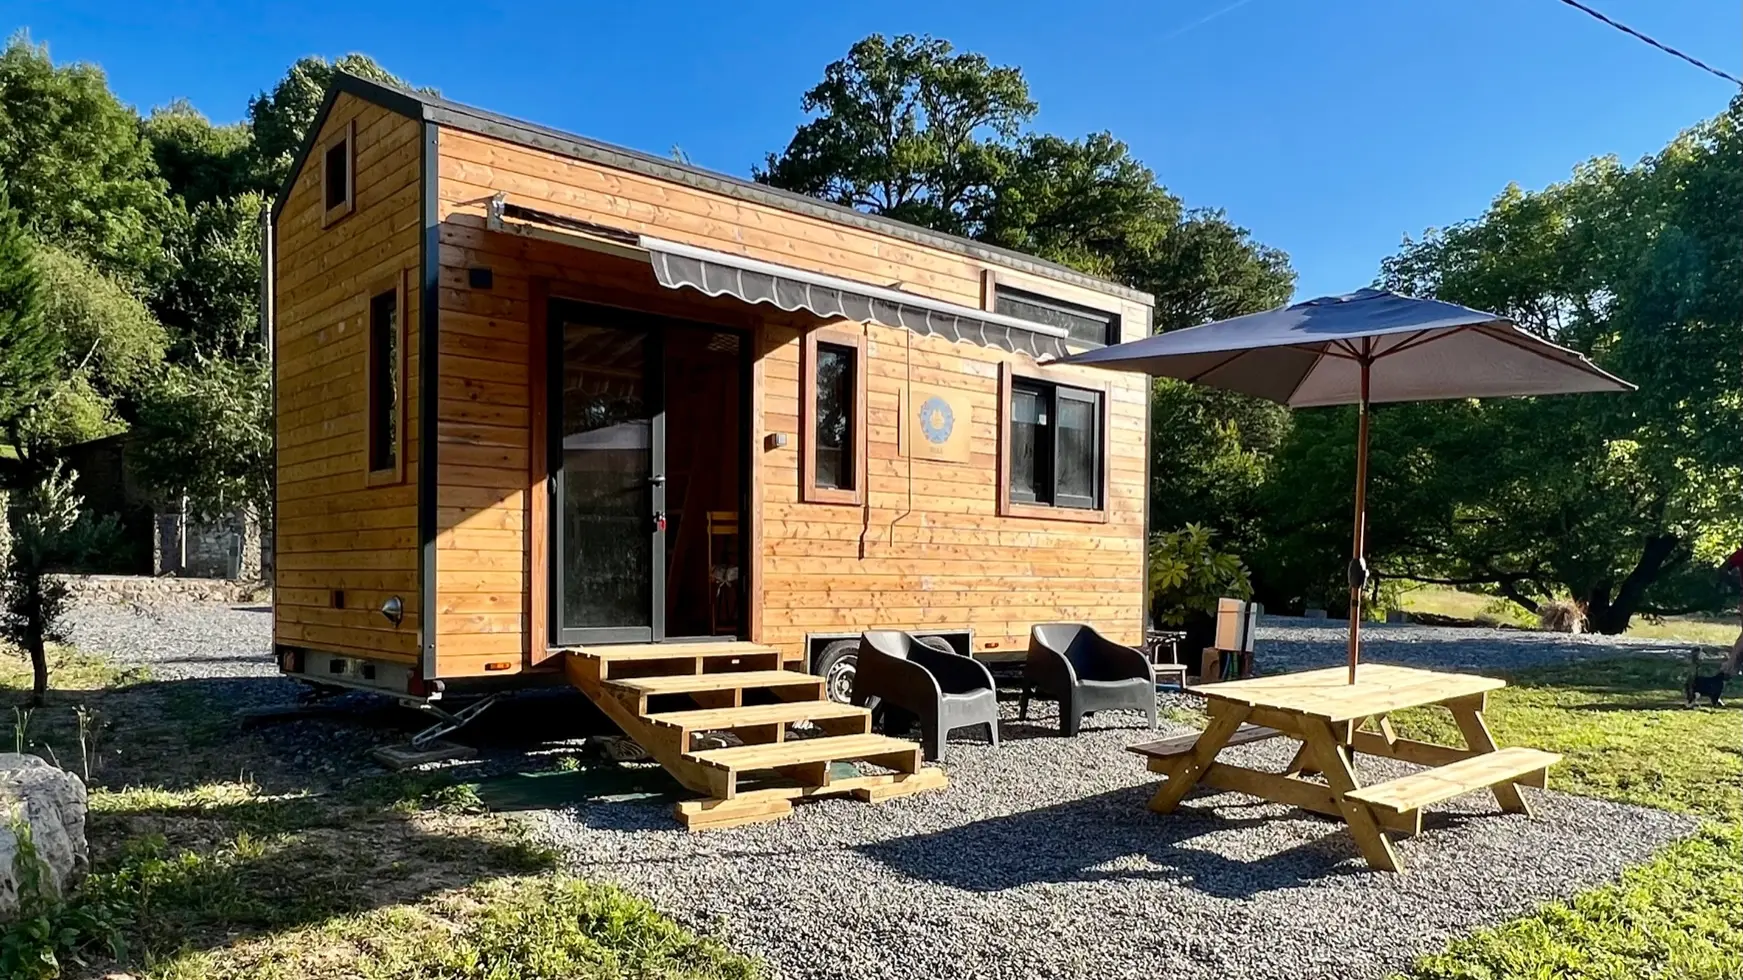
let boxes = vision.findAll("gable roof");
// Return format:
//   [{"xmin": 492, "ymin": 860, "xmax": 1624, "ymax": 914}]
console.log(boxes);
[{"xmin": 272, "ymin": 72, "xmax": 1153, "ymax": 306}]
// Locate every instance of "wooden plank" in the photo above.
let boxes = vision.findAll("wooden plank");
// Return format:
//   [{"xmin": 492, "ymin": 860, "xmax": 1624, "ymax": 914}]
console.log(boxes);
[
  {"xmin": 687, "ymin": 733, "xmax": 920, "ymax": 771},
  {"xmin": 605, "ymin": 669, "xmax": 824, "ymax": 697},
  {"xmin": 1344, "ymin": 747, "xmax": 1560, "ymax": 815},
  {"xmin": 645, "ymin": 701, "xmax": 869, "ymax": 732},
  {"xmin": 1128, "ymin": 724, "xmax": 1282, "ymax": 760},
  {"xmin": 1194, "ymin": 665, "xmax": 1507, "ymax": 723},
  {"xmin": 571, "ymin": 641, "xmax": 778, "ymax": 661},
  {"xmin": 1297, "ymin": 714, "xmax": 1402, "ymax": 872}
]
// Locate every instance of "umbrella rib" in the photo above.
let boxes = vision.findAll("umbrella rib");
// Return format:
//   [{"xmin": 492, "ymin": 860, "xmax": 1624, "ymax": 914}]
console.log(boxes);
[
  {"xmin": 1469, "ymin": 323, "xmax": 1631, "ymax": 385},
  {"xmin": 1373, "ymin": 328, "xmax": 1439, "ymax": 357},
  {"xmin": 1283, "ymin": 344, "xmax": 1332, "ymax": 405},
  {"xmin": 1184, "ymin": 348, "xmax": 1252, "ymax": 383}
]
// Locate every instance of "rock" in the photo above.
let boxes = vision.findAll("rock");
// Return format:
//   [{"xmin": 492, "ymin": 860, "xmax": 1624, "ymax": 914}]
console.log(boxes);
[{"xmin": 0, "ymin": 754, "xmax": 89, "ymax": 918}]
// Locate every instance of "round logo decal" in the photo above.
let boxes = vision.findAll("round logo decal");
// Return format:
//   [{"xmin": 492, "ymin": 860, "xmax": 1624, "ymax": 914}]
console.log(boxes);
[{"xmin": 918, "ymin": 395, "xmax": 954, "ymax": 445}]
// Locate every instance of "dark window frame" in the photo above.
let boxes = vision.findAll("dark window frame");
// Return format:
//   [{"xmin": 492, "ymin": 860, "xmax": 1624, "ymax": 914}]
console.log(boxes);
[
  {"xmin": 991, "ymin": 280, "xmax": 1121, "ymax": 349},
  {"xmin": 365, "ymin": 272, "xmax": 406, "ymax": 486},
  {"xmin": 321, "ymin": 119, "xmax": 356, "ymax": 228},
  {"xmin": 800, "ymin": 325, "xmax": 867, "ymax": 506},
  {"xmin": 998, "ymin": 363, "xmax": 1109, "ymax": 523}
]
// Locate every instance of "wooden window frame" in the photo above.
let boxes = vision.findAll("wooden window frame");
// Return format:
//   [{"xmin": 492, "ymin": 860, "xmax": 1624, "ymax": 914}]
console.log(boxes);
[
  {"xmin": 800, "ymin": 325, "xmax": 867, "ymax": 506},
  {"xmin": 365, "ymin": 271, "xmax": 407, "ymax": 486},
  {"xmin": 320, "ymin": 119, "xmax": 356, "ymax": 228},
  {"xmin": 997, "ymin": 362, "xmax": 1110, "ymax": 524},
  {"xmin": 982, "ymin": 269, "xmax": 1123, "ymax": 349}
]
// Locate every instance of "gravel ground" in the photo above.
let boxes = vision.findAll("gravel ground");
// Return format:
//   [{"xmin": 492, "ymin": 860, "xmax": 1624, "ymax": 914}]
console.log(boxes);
[
  {"xmin": 60, "ymin": 595, "xmax": 1703, "ymax": 978},
  {"xmin": 537, "ymin": 705, "xmax": 1694, "ymax": 980}
]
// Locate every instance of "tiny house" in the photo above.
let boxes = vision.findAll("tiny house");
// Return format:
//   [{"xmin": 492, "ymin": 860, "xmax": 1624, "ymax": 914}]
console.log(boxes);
[{"xmin": 269, "ymin": 74, "xmax": 1152, "ymax": 826}]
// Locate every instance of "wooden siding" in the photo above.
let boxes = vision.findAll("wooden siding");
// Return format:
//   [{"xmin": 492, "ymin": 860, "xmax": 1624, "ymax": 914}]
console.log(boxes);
[
  {"xmin": 274, "ymin": 93, "xmax": 423, "ymax": 664},
  {"xmin": 756, "ymin": 322, "xmax": 1147, "ymax": 658},
  {"xmin": 429, "ymin": 122, "xmax": 1147, "ymax": 676}
]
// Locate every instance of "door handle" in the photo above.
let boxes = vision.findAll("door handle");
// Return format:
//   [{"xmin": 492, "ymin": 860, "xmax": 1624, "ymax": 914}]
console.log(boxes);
[
  {"xmin": 652, "ymin": 512, "xmax": 668, "ymax": 533},
  {"xmin": 649, "ymin": 475, "xmax": 666, "ymax": 486}
]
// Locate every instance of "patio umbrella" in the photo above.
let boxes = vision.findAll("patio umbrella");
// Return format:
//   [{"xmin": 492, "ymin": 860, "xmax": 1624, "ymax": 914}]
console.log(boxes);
[{"xmin": 1059, "ymin": 288, "xmax": 1633, "ymax": 683}]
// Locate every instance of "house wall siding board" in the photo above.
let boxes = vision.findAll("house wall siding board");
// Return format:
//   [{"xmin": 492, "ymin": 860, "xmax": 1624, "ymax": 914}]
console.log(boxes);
[
  {"xmin": 424, "ymin": 124, "xmax": 1147, "ymax": 676},
  {"xmin": 273, "ymin": 93, "xmax": 423, "ymax": 664}
]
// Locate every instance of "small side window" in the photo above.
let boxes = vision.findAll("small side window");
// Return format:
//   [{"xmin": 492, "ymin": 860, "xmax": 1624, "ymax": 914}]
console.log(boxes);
[
  {"xmin": 801, "ymin": 326, "xmax": 867, "ymax": 505},
  {"xmin": 321, "ymin": 120, "xmax": 356, "ymax": 227},
  {"xmin": 366, "ymin": 274, "xmax": 405, "ymax": 485}
]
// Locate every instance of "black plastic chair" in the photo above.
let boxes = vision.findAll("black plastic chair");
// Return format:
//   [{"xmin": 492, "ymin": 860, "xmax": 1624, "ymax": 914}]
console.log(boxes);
[
  {"xmin": 851, "ymin": 631, "xmax": 999, "ymax": 761},
  {"xmin": 1021, "ymin": 623, "xmax": 1158, "ymax": 736}
]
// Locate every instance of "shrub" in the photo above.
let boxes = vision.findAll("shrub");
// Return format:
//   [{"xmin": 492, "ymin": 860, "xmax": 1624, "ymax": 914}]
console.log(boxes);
[{"xmin": 1147, "ymin": 524, "xmax": 1253, "ymax": 627}]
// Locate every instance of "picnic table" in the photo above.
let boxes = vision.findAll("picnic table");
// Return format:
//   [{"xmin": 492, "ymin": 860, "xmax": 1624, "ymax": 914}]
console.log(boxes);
[{"xmin": 1129, "ymin": 664, "xmax": 1560, "ymax": 872}]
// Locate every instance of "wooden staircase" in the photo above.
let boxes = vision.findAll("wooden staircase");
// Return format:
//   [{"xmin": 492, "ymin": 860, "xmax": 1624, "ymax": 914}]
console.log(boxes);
[{"xmin": 562, "ymin": 641, "xmax": 946, "ymax": 829}]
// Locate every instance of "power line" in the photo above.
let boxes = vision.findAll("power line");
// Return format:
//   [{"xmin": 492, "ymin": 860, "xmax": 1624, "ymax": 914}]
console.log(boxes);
[{"xmin": 1551, "ymin": 0, "xmax": 1741, "ymax": 87}]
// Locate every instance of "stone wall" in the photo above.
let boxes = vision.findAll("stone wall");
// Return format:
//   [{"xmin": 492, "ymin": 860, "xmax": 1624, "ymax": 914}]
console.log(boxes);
[
  {"xmin": 54, "ymin": 574, "xmax": 269, "ymax": 606},
  {"xmin": 155, "ymin": 507, "xmax": 262, "ymax": 580}
]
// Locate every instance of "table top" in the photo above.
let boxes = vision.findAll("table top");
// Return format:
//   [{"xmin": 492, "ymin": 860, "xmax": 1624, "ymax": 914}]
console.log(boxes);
[{"xmin": 1189, "ymin": 664, "xmax": 1505, "ymax": 723}]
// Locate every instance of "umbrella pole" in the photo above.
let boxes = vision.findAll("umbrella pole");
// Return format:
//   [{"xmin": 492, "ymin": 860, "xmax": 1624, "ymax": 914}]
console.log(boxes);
[{"xmin": 1347, "ymin": 357, "xmax": 1372, "ymax": 685}]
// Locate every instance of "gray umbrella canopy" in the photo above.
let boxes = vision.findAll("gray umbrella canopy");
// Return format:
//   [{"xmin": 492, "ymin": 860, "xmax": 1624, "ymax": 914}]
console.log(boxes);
[
  {"xmin": 1060, "ymin": 288, "xmax": 1633, "ymax": 682},
  {"xmin": 1062, "ymin": 288, "xmax": 1630, "ymax": 406}
]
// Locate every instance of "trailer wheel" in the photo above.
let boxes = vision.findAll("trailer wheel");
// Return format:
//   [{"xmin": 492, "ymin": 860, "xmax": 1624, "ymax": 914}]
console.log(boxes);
[{"xmin": 813, "ymin": 639, "xmax": 860, "ymax": 704}]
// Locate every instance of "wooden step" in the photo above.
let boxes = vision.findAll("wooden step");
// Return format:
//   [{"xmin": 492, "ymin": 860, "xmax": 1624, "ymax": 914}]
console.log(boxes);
[
  {"xmin": 570, "ymin": 641, "xmax": 777, "ymax": 662},
  {"xmin": 1345, "ymin": 747, "xmax": 1560, "ymax": 815},
  {"xmin": 688, "ymin": 732, "xmax": 921, "ymax": 774},
  {"xmin": 606, "ymin": 669, "xmax": 824, "ymax": 698},
  {"xmin": 647, "ymin": 701, "xmax": 870, "ymax": 733}
]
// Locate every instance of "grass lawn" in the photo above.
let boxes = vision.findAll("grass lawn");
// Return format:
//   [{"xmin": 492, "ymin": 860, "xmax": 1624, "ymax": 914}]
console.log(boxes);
[
  {"xmin": 1397, "ymin": 584, "xmax": 1740, "ymax": 648},
  {"xmin": 1387, "ymin": 654, "xmax": 1742, "ymax": 979},
  {"xmin": 0, "ymin": 643, "xmax": 762, "ymax": 980}
]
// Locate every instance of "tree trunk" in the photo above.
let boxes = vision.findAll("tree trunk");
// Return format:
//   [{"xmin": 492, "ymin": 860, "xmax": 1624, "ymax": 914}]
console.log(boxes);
[
  {"xmin": 1584, "ymin": 533, "xmax": 1681, "ymax": 635},
  {"xmin": 28, "ymin": 636, "xmax": 46, "ymax": 707}
]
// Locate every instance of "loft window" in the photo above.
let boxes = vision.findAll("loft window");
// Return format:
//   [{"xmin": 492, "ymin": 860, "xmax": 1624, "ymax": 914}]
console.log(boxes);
[
  {"xmin": 1001, "ymin": 367, "xmax": 1106, "ymax": 518},
  {"xmin": 994, "ymin": 285, "xmax": 1119, "ymax": 348},
  {"xmin": 321, "ymin": 120, "xmax": 356, "ymax": 226},
  {"xmin": 801, "ymin": 327, "xmax": 866, "ymax": 505},
  {"xmin": 366, "ymin": 277, "xmax": 404, "ymax": 484}
]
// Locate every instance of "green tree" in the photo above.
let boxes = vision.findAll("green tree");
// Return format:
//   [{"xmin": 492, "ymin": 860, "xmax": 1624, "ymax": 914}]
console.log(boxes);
[
  {"xmin": 1262, "ymin": 99, "xmax": 1743, "ymax": 631},
  {"xmin": 132, "ymin": 355, "xmax": 273, "ymax": 542},
  {"xmin": 142, "ymin": 98, "xmax": 255, "ymax": 208},
  {"xmin": 153, "ymin": 191, "xmax": 264, "ymax": 360},
  {"xmin": 756, "ymin": 34, "xmax": 1035, "ymax": 236},
  {"xmin": 1, "ymin": 463, "xmax": 117, "ymax": 704},
  {"xmin": 3, "ymin": 245, "xmax": 169, "ymax": 462},
  {"xmin": 0, "ymin": 35, "xmax": 172, "ymax": 285},
  {"xmin": 0, "ymin": 199, "xmax": 57, "ymax": 440},
  {"xmin": 245, "ymin": 54, "xmax": 414, "ymax": 191}
]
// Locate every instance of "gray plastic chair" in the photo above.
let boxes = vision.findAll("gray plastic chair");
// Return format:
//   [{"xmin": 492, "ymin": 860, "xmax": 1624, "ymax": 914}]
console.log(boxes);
[
  {"xmin": 1021, "ymin": 623, "xmax": 1158, "ymax": 736},
  {"xmin": 851, "ymin": 631, "xmax": 999, "ymax": 761}
]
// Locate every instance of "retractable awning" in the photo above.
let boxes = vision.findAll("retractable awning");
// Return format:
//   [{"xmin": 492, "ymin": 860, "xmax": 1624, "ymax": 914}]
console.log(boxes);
[{"xmin": 486, "ymin": 197, "xmax": 1074, "ymax": 358}]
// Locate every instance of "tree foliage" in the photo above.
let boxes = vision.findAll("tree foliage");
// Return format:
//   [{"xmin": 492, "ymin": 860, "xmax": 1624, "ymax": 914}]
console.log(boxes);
[
  {"xmin": 1260, "ymin": 99, "xmax": 1743, "ymax": 630},
  {"xmin": 246, "ymin": 54, "xmax": 415, "ymax": 192},
  {"xmin": 762, "ymin": 36, "xmax": 1297, "ymax": 590},
  {"xmin": 0, "ymin": 199, "xmax": 56, "ymax": 434},
  {"xmin": 132, "ymin": 355, "xmax": 273, "ymax": 521},
  {"xmin": 0, "ymin": 35, "xmax": 171, "ymax": 286},
  {"xmin": 1, "ymin": 463, "xmax": 118, "ymax": 704},
  {"xmin": 756, "ymin": 34, "xmax": 1034, "ymax": 236}
]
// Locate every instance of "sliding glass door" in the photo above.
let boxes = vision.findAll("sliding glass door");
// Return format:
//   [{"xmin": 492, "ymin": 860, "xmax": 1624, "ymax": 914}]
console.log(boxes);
[{"xmin": 550, "ymin": 302, "xmax": 665, "ymax": 645}]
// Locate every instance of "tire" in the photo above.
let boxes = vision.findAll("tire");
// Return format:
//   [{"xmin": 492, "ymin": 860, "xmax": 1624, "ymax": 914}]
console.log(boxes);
[
  {"xmin": 915, "ymin": 634, "xmax": 957, "ymax": 655},
  {"xmin": 812, "ymin": 639, "xmax": 860, "ymax": 704}
]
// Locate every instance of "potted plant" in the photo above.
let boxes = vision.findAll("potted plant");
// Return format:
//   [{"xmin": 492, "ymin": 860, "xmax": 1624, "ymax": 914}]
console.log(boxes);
[{"xmin": 1147, "ymin": 524, "xmax": 1254, "ymax": 665}]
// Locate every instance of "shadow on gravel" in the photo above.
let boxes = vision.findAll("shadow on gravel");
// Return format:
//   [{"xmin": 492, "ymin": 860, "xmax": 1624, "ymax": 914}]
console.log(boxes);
[{"xmin": 858, "ymin": 784, "xmax": 1374, "ymax": 899}]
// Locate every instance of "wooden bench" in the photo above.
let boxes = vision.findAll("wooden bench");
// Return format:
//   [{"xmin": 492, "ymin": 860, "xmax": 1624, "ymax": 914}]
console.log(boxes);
[
  {"xmin": 1345, "ymin": 746, "xmax": 1560, "ymax": 827},
  {"xmin": 1128, "ymin": 724, "xmax": 1282, "ymax": 762}
]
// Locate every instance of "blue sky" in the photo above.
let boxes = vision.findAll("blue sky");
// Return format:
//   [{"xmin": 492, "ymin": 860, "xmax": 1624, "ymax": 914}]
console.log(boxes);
[{"xmin": 12, "ymin": 0, "xmax": 1739, "ymax": 300}]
